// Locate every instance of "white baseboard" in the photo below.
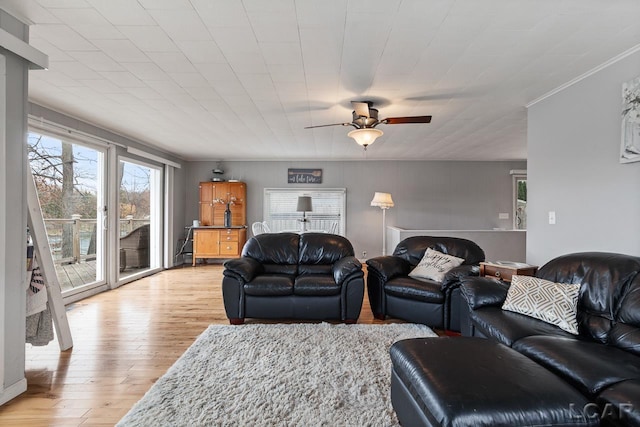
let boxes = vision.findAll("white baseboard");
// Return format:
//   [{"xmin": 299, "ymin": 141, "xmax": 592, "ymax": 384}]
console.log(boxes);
[{"xmin": 0, "ymin": 378, "xmax": 27, "ymax": 406}]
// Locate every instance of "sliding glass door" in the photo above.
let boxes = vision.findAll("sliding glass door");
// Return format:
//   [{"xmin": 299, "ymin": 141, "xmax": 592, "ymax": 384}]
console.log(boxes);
[
  {"xmin": 118, "ymin": 158, "xmax": 162, "ymax": 280},
  {"xmin": 28, "ymin": 131, "xmax": 107, "ymax": 297}
]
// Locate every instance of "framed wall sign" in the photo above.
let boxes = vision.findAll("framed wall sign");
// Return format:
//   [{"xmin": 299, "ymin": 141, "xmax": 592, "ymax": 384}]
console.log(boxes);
[{"xmin": 287, "ymin": 168, "xmax": 323, "ymax": 184}]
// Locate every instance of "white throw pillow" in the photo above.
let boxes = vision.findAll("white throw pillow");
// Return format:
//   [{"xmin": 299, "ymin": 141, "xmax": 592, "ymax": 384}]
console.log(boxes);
[
  {"xmin": 502, "ymin": 275, "xmax": 580, "ymax": 335},
  {"xmin": 408, "ymin": 248, "xmax": 465, "ymax": 283}
]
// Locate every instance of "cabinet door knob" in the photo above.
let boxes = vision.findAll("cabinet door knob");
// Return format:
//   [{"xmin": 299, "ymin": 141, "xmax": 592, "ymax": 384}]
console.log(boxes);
[{"xmin": 495, "ymin": 271, "xmax": 501, "ymax": 278}]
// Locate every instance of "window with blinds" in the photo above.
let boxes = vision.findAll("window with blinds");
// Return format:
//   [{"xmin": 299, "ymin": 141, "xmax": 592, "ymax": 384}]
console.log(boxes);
[{"xmin": 263, "ymin": 188, "xmax": 346, "ymax": 235}]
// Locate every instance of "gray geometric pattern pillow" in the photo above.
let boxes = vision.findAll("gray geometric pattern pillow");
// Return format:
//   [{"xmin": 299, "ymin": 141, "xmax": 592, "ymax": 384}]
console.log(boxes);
[{"xmin": 502, "ymin": 275, "xmax": 580, "ymax": 335}]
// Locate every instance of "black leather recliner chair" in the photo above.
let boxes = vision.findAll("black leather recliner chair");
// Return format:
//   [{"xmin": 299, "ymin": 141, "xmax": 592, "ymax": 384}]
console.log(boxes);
[
  {"xmin": 222, "ymin": 232, "xmax": 364, "ymax": 324},
  {"xmin": 366, "ymin": 236, "xmax": 485, "ymax": 331}
]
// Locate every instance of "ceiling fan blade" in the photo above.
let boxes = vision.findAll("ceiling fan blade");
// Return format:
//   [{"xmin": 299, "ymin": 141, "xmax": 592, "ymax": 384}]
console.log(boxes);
[
  {"xmin": 351, "ymin": 101, "xmax": 371, "ymax": 118},
  {"xmin": 383, "ymin": 116, "xmax": 432, "ymax": 124},
  {"xmin": 304, "ymin": 122, "xmax": 351, "ymax": 129}
]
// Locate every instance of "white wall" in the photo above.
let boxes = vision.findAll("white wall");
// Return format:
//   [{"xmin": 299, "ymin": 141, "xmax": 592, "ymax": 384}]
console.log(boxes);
[
  {"xmin": 185, "ymin": 160, "xmax": 526, "ymax": 258},
  {"xmin": 527, "ymin": 50, "xmax": 640, "ymax": 266},
  {"xmin": 0, "ymin": 9, "xmax": 29, "ymax": 404}
]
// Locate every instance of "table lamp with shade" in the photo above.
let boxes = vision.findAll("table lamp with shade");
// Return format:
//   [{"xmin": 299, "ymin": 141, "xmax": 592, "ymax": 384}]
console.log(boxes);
[
  {"xmin": 296, "ymin": 196, "xmax": 313, "ymax": 232},
  {"xmin": 370, "ymin": 192, "xmax": 394, "ymax": 256}
]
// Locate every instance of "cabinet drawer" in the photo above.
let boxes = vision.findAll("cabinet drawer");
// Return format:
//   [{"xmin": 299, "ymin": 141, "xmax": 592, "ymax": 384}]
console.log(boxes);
[
  {"xmin": 219, "ymin": 242, "xmax": 239, "ymax": 255},
  {"xmin": 221, "ymin": 231, "xmax": 239, "ymax": 242}
]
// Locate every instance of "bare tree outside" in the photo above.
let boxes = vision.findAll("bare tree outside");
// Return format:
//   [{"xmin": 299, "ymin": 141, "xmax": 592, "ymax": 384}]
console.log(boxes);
[
  {"xmin": 28, "ymin": 134, "xmax": 98, "ymax": 220},
  {"xmin": 28, "ymin": 134, "xmax": 99, "ymax": 261},
  {"xmin": 120, "ymin": 163, "xmax": 151, "ymax": 221}
]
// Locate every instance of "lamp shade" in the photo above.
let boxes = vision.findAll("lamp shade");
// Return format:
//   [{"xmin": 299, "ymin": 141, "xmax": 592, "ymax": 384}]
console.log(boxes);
[
  {"xmin": 370, "ymin": 192, "xmax": 394, "ymax": 209},
  {"xmin": 348, "ymin": 128, "xmax": 383, "ymax": 148},
  {"xmin": 296, "ymin": 196, "xmax": 313, "ymax": 212}
]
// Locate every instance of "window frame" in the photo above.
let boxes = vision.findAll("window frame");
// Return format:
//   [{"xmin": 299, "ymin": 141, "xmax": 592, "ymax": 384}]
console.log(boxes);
[
  {"xmin": 512, "ymin": 172, "xmax": 527, "ymax": 230},
  {"xmin": 263, "ymin": 188, "xmax": 346, "ymax": 235}
]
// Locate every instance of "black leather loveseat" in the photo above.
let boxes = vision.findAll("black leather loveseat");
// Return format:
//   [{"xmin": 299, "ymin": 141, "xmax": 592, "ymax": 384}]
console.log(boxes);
[
  {"xmin": 458, "ymin": 252, "xmax": 640, "ymax": 426},
  {"xmin": 366, "ymin": 236, "xmax": 485, "ymax": 331},
  {"xmin": 222, "ymin": 232, "xmax": 364, "ymax": 324}
]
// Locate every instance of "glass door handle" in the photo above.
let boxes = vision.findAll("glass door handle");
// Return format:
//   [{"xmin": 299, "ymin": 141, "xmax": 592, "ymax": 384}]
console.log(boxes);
[{"xmin": 102, "ymin": 206, "xmax": 108, "ymax": 230}]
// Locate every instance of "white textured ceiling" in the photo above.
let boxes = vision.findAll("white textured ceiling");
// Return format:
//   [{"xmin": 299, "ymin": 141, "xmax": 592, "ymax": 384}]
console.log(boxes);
[{"xmin": 2, "ymin": 0, "xmax": 640, "ymax": 161}]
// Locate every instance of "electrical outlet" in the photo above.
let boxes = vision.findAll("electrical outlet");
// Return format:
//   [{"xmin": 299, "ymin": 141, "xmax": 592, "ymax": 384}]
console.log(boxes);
[
  {"xmin": 498, "ymin": 212, "xmax": 509, "ymax": 220},
  {"xmin": 362, "ymin": 250, "xmax": 367, "ymax": 259},
  {"xmin": 548, "ymin": 211, "xmax": 556, "ymax": 225}
]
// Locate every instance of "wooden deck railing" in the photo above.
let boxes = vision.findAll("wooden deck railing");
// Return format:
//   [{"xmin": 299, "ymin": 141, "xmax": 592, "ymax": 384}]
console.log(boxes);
[{"xmin": 42, "ymin": 216, "xmax": 149, "ymax": 265}]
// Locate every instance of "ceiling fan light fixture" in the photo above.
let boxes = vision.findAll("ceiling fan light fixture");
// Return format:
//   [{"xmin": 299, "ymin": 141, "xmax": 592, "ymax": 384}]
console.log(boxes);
[{"xmin": 348, "ymin": 128, "xmax": 383, "ymax": 149}]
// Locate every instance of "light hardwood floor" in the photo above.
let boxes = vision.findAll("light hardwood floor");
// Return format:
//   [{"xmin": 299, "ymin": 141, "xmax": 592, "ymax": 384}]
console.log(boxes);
[{"xmin": 0, "ymin": 264, "xmax": 403, "ymax": 426}]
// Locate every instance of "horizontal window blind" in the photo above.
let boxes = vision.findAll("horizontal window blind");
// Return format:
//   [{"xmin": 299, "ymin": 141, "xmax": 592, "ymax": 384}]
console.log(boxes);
[{"xmin": 263, "ymin": 188, "xmax": 346, "ymax": 235}]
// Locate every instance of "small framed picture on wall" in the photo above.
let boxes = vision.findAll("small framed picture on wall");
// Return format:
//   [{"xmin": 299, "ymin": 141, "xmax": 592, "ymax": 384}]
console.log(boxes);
[{"xmin": 621, "ymin": 74, "xmax": 640, "ymax": 163}]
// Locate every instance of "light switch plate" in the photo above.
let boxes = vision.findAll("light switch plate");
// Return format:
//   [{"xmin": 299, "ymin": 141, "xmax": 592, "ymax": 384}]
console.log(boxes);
[{"xmin": 548, "ymin": 211, "xmax": 556, "ymax": 225}]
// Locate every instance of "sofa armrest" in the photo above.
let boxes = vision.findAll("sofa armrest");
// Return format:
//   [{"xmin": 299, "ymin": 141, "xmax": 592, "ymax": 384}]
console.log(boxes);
[
  {"xmin": 365, "ymin": 256, "xmax": 410, "ymax": 283},
  {"xmin": 333, "ymin": 256, "xmax": 364, "ymax": 285},
  {"xmin": 441, "ymin": 264, "xmax": 480, "ymax": 291},
  {"xmin": 223, "ymin": 257, "xmax": 263, "ymax": 283},
  {"xmin": 460, "ymin": 276, "xmax": 510, "ymax": 310}
]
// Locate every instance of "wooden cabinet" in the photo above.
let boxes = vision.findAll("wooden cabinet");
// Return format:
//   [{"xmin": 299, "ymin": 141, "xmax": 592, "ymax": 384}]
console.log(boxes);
[
  {"xmin": 194, "ymin": 181, "xmax": 247, "ymax": 264},
  {"xmin": 198, "ymin": 182, "xmax": 246, "ymax": 226},
  {"xmin": 192, "ymin": 228, "xmax": 247, "ymax": 265}
]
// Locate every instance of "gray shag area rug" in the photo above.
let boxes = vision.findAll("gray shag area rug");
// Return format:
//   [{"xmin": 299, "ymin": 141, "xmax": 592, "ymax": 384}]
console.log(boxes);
[{"xmin": 117, "ymin": 322, "xmax": 436, "ymax": 426}]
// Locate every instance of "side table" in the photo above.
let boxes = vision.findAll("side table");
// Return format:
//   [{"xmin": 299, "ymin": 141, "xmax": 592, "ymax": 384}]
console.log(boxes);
[{"xmin": 479, "ymin": 261, "xmax": 538, "ymax": 283}]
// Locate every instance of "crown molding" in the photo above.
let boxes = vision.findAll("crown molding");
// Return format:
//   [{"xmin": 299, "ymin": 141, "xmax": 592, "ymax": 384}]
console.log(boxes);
[{"xmin": 527, "ymin": 43, "xmax": 640, "ymax": 108}]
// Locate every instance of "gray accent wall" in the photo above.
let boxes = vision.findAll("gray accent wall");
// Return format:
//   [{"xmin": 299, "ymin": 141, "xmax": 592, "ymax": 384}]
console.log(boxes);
[
  {"xmin": 527, "ymin": 50, "xmax": 640, "ymax": 266},
  {"xmin": 185, "ymin": 160, "xmax": 526, "ymax": 258}
]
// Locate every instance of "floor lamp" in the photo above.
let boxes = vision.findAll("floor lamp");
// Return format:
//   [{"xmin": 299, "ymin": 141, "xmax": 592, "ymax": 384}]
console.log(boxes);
[
  {"xmin": 370, "ymin": 192, "xmax": 394, "ymax": 256},
  {"xmin": 296, "ymin": 196, "xmax": 313, "ymax": 233}
]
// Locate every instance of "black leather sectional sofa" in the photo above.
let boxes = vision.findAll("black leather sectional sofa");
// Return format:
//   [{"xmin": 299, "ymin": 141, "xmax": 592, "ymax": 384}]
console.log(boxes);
[
  {"xmin": 222, "ymin": 232, "xmax": 364, "ymax": 324},
  {"xmin": 389, "ymin": 252, "xmax": 640, "ymax": 426},
  {"xmin": 459, "ymin": 252, "xmax": 640, "ymax": 426}
]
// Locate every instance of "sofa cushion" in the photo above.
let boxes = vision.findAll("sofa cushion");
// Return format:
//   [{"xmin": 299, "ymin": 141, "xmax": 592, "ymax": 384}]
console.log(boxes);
[
  {"xmin": 299, "ymin": 233, "xmax": 354, "ymax": 265},
  {"xmin": 513, "ymin": 336, "xmax": 640, "ymax": 397},
  {"xmin": 597, "ymin": 379, "xmax": 640, "ymax": 427},
  {"xmin": 409, "ymin": 248, "xmax": 464, "ymax": 283},
  {"xmin": 262, "ymin": 264, "xmax": 298, "ymax": 276},
  {"xmin": 242, "ymin": 232, "xmax": 299, "ymax": 265},
  {"xmin": 298, "ymin": 264, "xmax": 332, "ymax": 276},
  {"xmin": 609, "ymin": 273, "xmax": 640, "ymax": 356},
  {"xmin": 294, "ymin": 275, "xmax": 340, "ymax": 296},
  {"xmin": 385, "ymin": 277, "xmax": 444, "ymax": 304},
  {"xmin": 244, "ymin": 275, "xmax": 294, "ymax": 296},
  {"xmin": 470, "ymin": 307, "xmax": 575, "ymax": 346},
  {"xmin": 502, "ymin": 275, "xmax": 580, "ymax": 335},
  {"xmin": 536, "ymin": 252, "xmax": 640, "ymax": 344},
  {"xmin": 392, "ymin": 236, "xmax": 484, "ymax": 267}
]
